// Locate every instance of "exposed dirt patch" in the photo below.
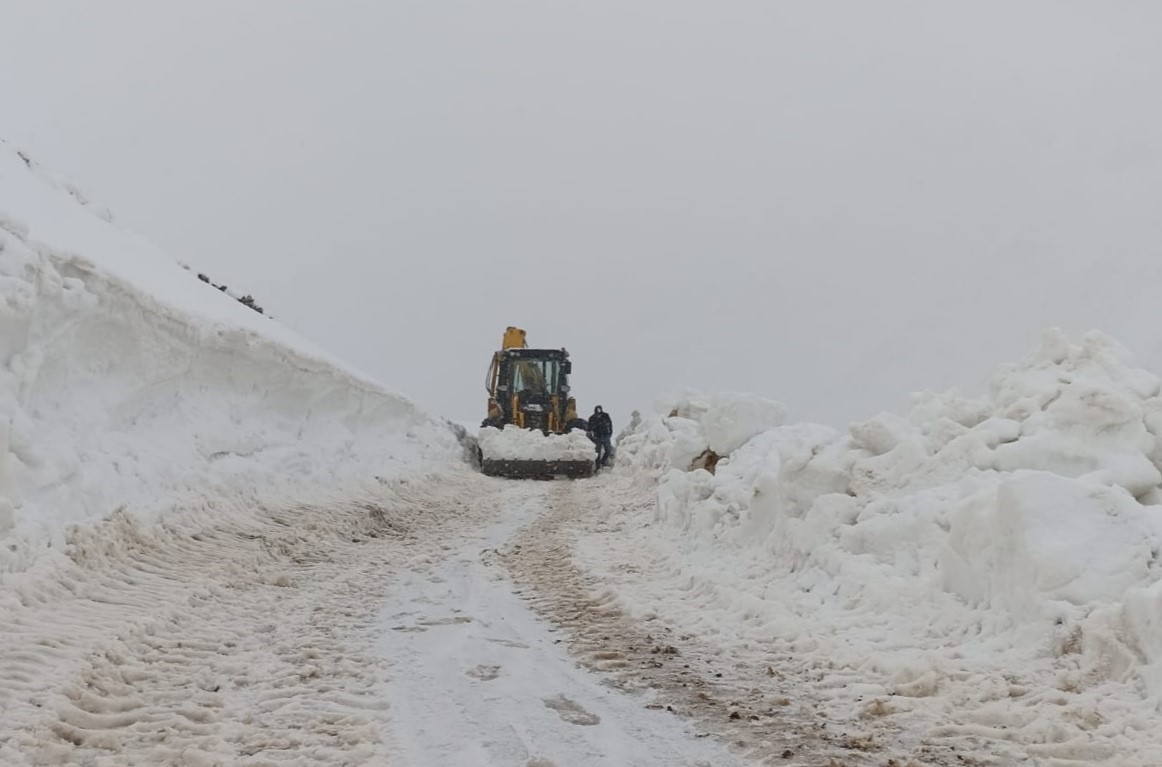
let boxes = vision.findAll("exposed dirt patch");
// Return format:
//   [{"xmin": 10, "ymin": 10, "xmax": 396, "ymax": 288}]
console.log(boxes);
[{"xmin": 467, "ymin": 664, "xmax": 502, "ymax": 681}]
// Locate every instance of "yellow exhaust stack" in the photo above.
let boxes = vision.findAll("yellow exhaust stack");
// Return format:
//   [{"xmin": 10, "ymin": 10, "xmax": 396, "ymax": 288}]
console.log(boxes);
[{"xmin": 502, "ymin": 327, "xmax": 527, "ymax": 349}]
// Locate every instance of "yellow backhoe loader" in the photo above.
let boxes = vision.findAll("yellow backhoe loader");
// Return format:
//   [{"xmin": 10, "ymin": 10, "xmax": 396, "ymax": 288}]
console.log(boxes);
[{"xmin": 478, "ymin": 327, "xmax": 595, "ymax": 479}]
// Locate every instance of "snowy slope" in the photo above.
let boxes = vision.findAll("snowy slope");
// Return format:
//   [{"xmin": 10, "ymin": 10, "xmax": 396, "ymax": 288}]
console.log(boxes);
[
  {"xmin": 587, "ymin": 332, "xmax": 1162, "ymax": 762},
  {"xmin": 0, "ymin": 144, "xmax": 463, "ymax": 574}
]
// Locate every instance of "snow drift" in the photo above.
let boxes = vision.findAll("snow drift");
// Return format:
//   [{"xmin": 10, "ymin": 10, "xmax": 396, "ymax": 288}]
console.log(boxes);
[
  {"xmin": 0, "ymin": 144, "xmax": 463, "ymax": 575},
  {"xmin": 597, "ymin": 330, "xmax": 1162, "ymax": 761}
]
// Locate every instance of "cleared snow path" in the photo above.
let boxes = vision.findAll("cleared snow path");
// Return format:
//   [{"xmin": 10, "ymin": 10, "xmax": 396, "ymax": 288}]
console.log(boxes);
[
  {"xmin": 0, "ymin": 471, "xmax": 488, "ymax": 766},
  {"xmin": 377, "ymin": 481, "xmax": 745, "ymax": 767},
  {"xmin": 6, "ymin": 462, "xmax": 1057, "ymax": 767},
  {"xmin": 1, "ymin": 467, "xmax": 745, "ymax": 766}
]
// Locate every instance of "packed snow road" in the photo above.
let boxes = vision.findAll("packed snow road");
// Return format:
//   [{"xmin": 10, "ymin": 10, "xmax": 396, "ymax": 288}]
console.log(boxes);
[
  {"xmin": 377, "ymin": 481, "xmax": 740, "ymax": 767},
  {"xmin": 5, "ymin": 462, "xmax": 1148, "ymax": 766},
  {"xmin": 0, "ymin": 472, "xmax": 491, "ymax": 766},
  {"xmin": 0, "ymin": 469, "xmax": 745, "ymax": 766}
]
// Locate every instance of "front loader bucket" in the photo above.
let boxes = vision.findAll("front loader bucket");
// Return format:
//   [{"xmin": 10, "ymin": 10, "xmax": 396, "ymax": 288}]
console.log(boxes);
[{"xmin": 481, "ymin": 458, "xmax": 595, "ymax": 480}]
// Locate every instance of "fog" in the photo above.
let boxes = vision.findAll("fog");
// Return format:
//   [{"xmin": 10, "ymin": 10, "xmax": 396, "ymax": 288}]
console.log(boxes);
[{"xmin": 3, "ymin": 1, "xmax": 1160, "ymax": 428}]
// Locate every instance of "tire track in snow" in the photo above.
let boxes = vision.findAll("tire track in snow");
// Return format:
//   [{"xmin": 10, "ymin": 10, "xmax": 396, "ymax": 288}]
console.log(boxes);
[
  {"xmin": 0, "ymin": 470, "xmax": 487, "ymax": 766},
  {"xmin": 499, "ymin": 478, "xmax": 966, "ymax": 767},
  {"xmin": 375, "ymin": 478, "xmax": 746, "ymax": 767}
]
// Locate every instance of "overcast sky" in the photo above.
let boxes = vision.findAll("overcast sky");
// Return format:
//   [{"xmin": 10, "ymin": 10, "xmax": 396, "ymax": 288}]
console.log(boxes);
[{"xmin": 2, "ymin": 1, "xmax": 1161, "ymax": 428}]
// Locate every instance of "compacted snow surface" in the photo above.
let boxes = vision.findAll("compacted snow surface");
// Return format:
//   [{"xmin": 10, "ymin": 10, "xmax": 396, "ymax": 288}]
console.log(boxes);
[{"xmin": 377, "ymin": 480, "xmax": 742, "ymax": 767}]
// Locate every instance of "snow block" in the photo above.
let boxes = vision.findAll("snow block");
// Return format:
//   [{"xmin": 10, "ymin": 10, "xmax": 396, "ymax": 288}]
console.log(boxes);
[
  {"xmin": 940, "ymin": 472, "xmax": 1156, "ymax": 614},
  {"xmin": 701, "ymin": 392, "xmax": 787, "ymax": 456}
]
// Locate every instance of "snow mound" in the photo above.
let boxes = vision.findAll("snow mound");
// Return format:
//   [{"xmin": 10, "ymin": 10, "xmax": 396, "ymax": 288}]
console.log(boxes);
[
  {"xmin": 701, "ymin": 392, "xmax": 787, "ymax": 455},
  {"xmin": 614, "ymin": 391, "xmax": 790, "ymax": 478},
  {"xmin": 478, "ymin": 425, "xmax": 595, "ymax": 462},
  {"xmin": 941, "ymin": 471, "xmax": 1154, "ymax": 612},
  {"xmin": 0, "ymin": 145, "xmax": 463, "ymax": 575},
  {"xmin": 598, "ymin": 329, "xmax": 1162, "ymax": 760}
]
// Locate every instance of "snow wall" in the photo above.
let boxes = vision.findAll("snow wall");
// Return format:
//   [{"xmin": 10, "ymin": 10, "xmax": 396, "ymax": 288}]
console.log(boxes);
[
  {"xmin": 0, "ymin": 144, "xmax": 464, "ymax": 575},
  {"xmin": 615, "ymin": 330, "xmax": 1162, "ymax": 706}
]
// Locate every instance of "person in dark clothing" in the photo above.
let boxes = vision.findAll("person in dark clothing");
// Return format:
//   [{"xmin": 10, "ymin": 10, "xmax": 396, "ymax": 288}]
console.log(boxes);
[{"xmin": 589, "ymin": 405, "xmax": 614, "ymax": 469}]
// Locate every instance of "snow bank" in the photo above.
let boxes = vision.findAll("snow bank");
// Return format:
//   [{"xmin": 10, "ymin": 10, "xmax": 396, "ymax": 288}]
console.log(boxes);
[
  {"xmin": 597, "ymin": 330, "xmax": 1162, "ymax": 760},
  {"xmin": 0, "ymin": 145, "xmax": 463, "ymax": 575},
  {"xmin": 618, "ymin": 332, "xmax": 1162, "ymax": 628},
  {"xmin": 614, "ymin": 391, "xmax": 789, "ymax": 479},
  {"xmin": 478, "ymin": 425, "xmax": 595, "ymax": 462}
]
